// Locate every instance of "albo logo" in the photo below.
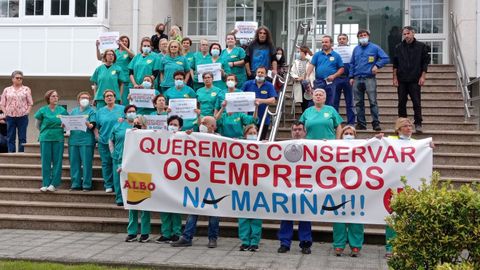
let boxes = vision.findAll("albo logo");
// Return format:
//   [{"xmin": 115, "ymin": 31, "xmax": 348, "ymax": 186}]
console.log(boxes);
[{"xmin": 123, "ymin": 172, "xmax": 156, "ymax": 204}]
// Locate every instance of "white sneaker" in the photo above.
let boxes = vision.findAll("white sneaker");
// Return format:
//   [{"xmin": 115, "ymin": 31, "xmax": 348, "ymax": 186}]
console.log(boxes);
[
  {"xmin": 47, "ymin": 185, "xmax": 56, "ymax": 192},
  {"xmin": 105, "ymin": 188, "xmax": 113, "ymax": 193},
  {"xmin": 40, "ymin": 187, "xmax": 47, "ymax": 192}
]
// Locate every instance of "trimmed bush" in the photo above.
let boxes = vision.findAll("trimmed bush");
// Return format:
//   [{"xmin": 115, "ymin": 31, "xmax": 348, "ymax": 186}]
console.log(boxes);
[{"xmin": 386, "ymin": 172, "xmax": 479, "ymax": 270}]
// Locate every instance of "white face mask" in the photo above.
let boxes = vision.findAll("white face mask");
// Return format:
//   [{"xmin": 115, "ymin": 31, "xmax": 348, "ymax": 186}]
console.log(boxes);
[
  {"xmin": 226, "ymin": 80, "xmax": 236, "ymax": 88},
  {"xmin": 399, "ymin": 134, "xmax": 411, "ymax": 140},
  {"xmin": 255, "ymin": 76, "xmax": 265, "ymax": 82},
  {"xmin": 168, "ymin": 125, "xmax": 179, "ymax": 132},
  {"xmin": 276, "ymin": 54, "xmax": 282, "ymax": 61},
  {"xmin": 142, "ymin": 81, "xmax": 152, "ymax": 89},
  {"xmin": 359, "ymin": 37, "xmax": 369, "ymax": 45},
  {"xmin": 199, "ymin": 124, "xmax": 209, "ymax": 133},
  {"xmin": 211, "ymin": 49, "xmax": 220, "ymax": 57},
  {"xmin": 246, "ymin": 134, "xmax": 257, "ymax": 141},
  {"xmin": 126, "ymin": 112, "xmax": 137, "ymax": 121},
  {"xmin": 343, "ymin": 134, "xmax": 355, "ymax": 140},
  {"xmin": 142, "ymin": 46, "xmax": 151, "ymax": 54},
  {"xmin": 79, "ymin": 98, "xmax": 90, "ymax": 107}
]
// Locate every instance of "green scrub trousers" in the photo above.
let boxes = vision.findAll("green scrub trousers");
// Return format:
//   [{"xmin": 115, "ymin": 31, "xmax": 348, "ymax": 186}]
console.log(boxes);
[
  {"xmin": 40, "ymin": 141, "xmax": 64, "ymax": 188},
  {"xmin": 238, "ymin": 218, "xmax": 262, "ymax": 246},
  {"xmin": 127, "ymin": 210, "xmax": 151, "ymax": 235},
  {"xmin": 160, "ymin": 213, "xmax": 182, "ymax": 238},
  {"xmin": 332, "ymin": 223, "xmax": 364, "ymax": 249},
  {"xmin": 112, "ymin": 158, "xmax": 123, "ymax": 204},
  {"xmin": 68, "ymin": 145, "xmax": 94, "ymax": 190},
  {"xmin": 98, "ymin": 142, "xmax": 113, "ymax": 190}
]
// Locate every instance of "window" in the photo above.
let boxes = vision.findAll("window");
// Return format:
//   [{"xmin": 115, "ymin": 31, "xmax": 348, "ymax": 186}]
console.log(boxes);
[
  {"xmin": 75, "ymin": 0, "xmax": 97, "ymax": 17},
  {"xmin": 26, "ymin": 0, "xmax": 43, "ymax": 15},
  {"xmin": 226, "ymin": 0, "xmax": 254, "ymax": 33},
  {"xmin": 410, "ymin": 0, "xmax": 443, "ymax": 34},
  {"xmin": 334, "ymin": 24, "xmax": 359, "ymax": 45},
  {"xmin": 0, "ymin": 0, "xmax": 19, "ymax": 17},
  {"xmin": 51, "ymin": 0, "xmax": 69, "ymax": 15},
  {"xmin": 423, "ymin": 41, "xmax": 442, "ymax": 64},
  {"xmin": 187, "ymin": 0, "xmax": 217, "ymax": 36}
]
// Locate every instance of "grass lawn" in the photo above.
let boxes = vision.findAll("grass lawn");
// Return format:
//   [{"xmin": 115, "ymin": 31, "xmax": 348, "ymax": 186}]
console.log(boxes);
[{"xmin": 0, "ymin": 260, "xmax": 152, "ymax": 270}]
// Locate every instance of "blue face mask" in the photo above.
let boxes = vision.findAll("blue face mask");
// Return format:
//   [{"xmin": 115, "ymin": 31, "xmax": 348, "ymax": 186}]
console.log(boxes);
[
  {"xmin": 295, "ymin": 52, "xmax": 300, "ymax": 59},
  {"xmin": 126, "ymin": 112, "xmax": 137, "ymax": 121},
  {"xmin": 399, "ymin": 134, "xmax": 411, "ymax": 140},
  {"xmin": 142, "ymin": 81, "xmax": 152, "ymax": 89},
  {"xmin": 343, "ymin": 134, "xmax": 355, "ymax": 140},
  {"xmin": 255, "ymin": 76, "xmax": 265, "ymax": 82},
  {"xmin": 174, "ymin": 80, "xmax": 184, "ymax": 87},
  {"xmin": 211, "ymin": 49, "xmax": 220, "ymax": 57},
  {"xmin": 246, "ymin": 134, "xmax": 257, "ymax": 141},
  {"xmin": 142, "ymin": 46, "xmax": 151, "ymax": 54}
]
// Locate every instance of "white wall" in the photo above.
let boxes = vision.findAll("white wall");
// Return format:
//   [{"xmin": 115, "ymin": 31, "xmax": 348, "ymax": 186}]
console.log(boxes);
[{"xmin": 449, "ymin": 0, "xmax": 477, "ymax": 77}]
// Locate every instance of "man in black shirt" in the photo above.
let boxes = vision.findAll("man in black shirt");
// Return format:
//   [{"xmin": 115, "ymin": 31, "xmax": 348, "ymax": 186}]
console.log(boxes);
[{"xmin": 392, "ymin": 26, "xmax": 430, "ymax": 133}]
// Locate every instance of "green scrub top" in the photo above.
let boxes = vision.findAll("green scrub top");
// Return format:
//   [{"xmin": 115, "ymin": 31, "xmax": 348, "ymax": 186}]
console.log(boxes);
[
  {"xmin": 90, "ymin": 64, "xmax": 123, "ymax": 102},
  {"xmin": 136, "ymin": 89, "xmax": 160, "ymax": 116},
  {"xmin": 34, "ymin": 105, "xmax": 68, "ymax": 142},
  {"xmin": 191, "ymin": 52, "xmax": 212, "ymax": 88},
  {"xmin": 196, "ymin": 85, "xmax": 221, "ymax": 117},
  {"xmin": 110, "ymin": 121, "xmax": 133, "ymax": 161},
  {"xmin": 299, "ymin": 105, "xmax": 343, "ymax": 140},
  {"xmin": 128, "ymin": 52, "xmax": 159, "ymax": 86},
  {"xmin": 164, "ymin": 85, "xmax": 198, "ymax": 131},
  {"xmin": 115, "ymin": 49, "xmax": 134, "ymax": 83},
  {"xmin": 215, "ymin": 88, "xmax": 242, "ymax": 110},
  {"xmin": 68, "ymin": 106, "xmax": 96, "ymax": 146},
  {"xmin": 154, "ymin": 53, "xmax": 166, "ymax": 90},
  {"xmin": 96, "ymin": 104, "xmax": 125, "ymax": 144},
  {"xmin": 217, "ymin": 112, "xmax": 256, "ymax": 139},
  {"xmin": 184, "ymin": 51, "xmax": 195, "ymax": 67},
  {"xmin": 211, "ymin": 57, "xmax": 231, "ymax": 90},
  {"xmin": 221, "ymin": 46, "xmax": 247, "ymax": 87},
  {"xmin": 158, "ymin": 55, "xmax": 190, "ymax": 88}
]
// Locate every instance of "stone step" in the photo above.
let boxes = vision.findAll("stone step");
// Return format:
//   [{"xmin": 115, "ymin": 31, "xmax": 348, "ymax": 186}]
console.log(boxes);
[
  {"xmin": 433, "ymin": 165, "xmax": 480, "ymax": 179},
  {"xmin": 284, "ymin": 91, "xmax": 464, "ymax": 100},
  {"xmin": 284, "ymin": 98, "xmax": 465, "ymax": 107},
  {"xmin": 23, "ymin": 143, "xmax": 100, "ymax": 155},
  {"xmin": 282, "ymin": 113, "xmax": 474, "ymax": 123},
  {"xmin": 376, "ymin": 79, "xmax": 456, "ymax": 86},
  {"xmin": 375, "ymin": 85, "xmax": 459, "ymax": 92},
  {"xmin": 0, "ymin": 153, "xmax": 102, "ymax": 166},
  {"xmin": 433, "ymin": 141, "xmax": 480, "ymax": 153},
  {"xmin": 0, "ymin": 175, "xmax": 105, "ymax": 190},
  {"xmin": 375, "ymin": 72, "xmax": 456, "ymax": 79},
  {"xmin": 0, "ymin": 164, "xmax": 103, "ymax": 178},
  {"xmin": 376, "ymin": 65, "xmax": 455, "ymax": 73},
  {"xmin": 286, "ymin": 105, "xmax": 469, "ymax": 116},
  {"xmin": 0, "ymin": 214, "xmax": 387, "ymax": 243},
  {"xmin": 433, "ymin": 153, "xmax": 480, "ymax": 166},
  {"xmin": 0, "ymin": 188, "xmax": 115, "ymax": 204}
]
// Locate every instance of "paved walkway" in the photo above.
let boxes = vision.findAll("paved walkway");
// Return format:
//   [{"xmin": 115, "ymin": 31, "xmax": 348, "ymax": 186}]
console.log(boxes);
[{"xmin": 0, "ymin": 229, "xmax": 389, "ymax": 270}]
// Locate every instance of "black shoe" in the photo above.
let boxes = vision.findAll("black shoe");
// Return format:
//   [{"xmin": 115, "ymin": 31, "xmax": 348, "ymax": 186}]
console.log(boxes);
[
  {"xmin": 116, "ymin": 202, "xmax": 124, "ymax": 207},
  {"xmin": 170, "ymin": 235, "xmax": 180, "ymax": 243},
  {"xmin": 415, "ymin": 124, "xmax": 423, "ymax": 134},
  {"xmin": 355, "ymin": 124, "xmax": 367, "ymax": 130},
  {"xmin": 239, "ymin": 244, "xmax": 249, "ymax": 251},
  {"xmin": 171, "ymin": 237, "xmax": 192, "ymax": 247},
  {"xmin": 373, "ymin": 123, "xmax": 382, "ymax": 131},
  {"xmin": 301, "ymin": 247, "xmax": 312, "ymax": 254},
  {"xmin": 248, "ymin": 245, "xmax": 259, "ymax": 252},
  {"xmin": 277, "ymin": 245, "xmax": 290, "ymax": 253},
  {"xmin": 138, "ymin": 234, "xmax": 149, "ymax": 243},
  {"xmin": 155, "ymin": 236, "xmax": 171, "ymax": 243},
  {"xmin": 125, "ymin": 234, "xmax": 137, "ymax": 242},
  {"xmin": 207, "ymin": 238, "xmax": 217, "ymax": 248},
  {"xmin": 69, "ymin": 187, "xmax": 81, "ymax": 191}
]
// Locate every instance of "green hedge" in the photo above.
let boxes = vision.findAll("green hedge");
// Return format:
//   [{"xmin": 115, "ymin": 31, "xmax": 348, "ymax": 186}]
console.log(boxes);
[{"xmin": 386, "ymin": 172, "xmax": 479, "ymax": 270}]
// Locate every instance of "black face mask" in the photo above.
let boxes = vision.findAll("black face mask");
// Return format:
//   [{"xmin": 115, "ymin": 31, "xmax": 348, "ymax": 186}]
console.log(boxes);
[{"xmin": 158, "ymin": 29, "xmax": 164, "ymax": 34}]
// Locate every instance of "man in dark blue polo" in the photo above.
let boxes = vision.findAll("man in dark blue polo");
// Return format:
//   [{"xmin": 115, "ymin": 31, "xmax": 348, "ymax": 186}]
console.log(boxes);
[
  {"xmin": 242, "ymin": 66, "xmax": 277, "ymax": 140},
  {"xmin": 306, "ymin": 35, "xmax": 344, "ymax": 107}
]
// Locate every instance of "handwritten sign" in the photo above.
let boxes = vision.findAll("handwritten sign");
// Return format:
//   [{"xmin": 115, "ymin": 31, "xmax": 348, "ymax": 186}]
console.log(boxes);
[
  {"xmin": 197, "ymin": 63, "xmax": 222, "ymax": 82},
  {"xmin": 143, "ymin": 115, "xmax": 167, "ymax": 130},
  {"xmin": 235, "ymin": 21, "xmax": 258, "ymax": 39},
  {"xmin": 225, "ymin": 92, "xmax": 256, "ymax": 113},
  {"xmin": 168, "ymin": 98, "xmax": 197, "ymax": 119},
  {"xmin": 98, "ymin": 32, "xmax": 120, "ymax": 52},
  {"xmin": 60, "ymin": 115, "xmax": 87, "ymax": 132},
  {"xmin": 130, "ymin": 89, "xmax": 155, "ymax": 108}
]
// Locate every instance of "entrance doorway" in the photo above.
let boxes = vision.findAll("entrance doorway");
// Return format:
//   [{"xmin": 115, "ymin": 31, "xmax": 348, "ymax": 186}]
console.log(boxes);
[{"xmin": 257, "ymin": 0, "xmax": 288, "ymax": 50}]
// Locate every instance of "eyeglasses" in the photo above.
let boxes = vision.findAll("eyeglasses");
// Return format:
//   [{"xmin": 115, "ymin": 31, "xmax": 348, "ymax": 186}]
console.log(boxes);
[
  {"xmin": 14, "ymin": 77, "xmax": 23, "ymax": 80},
  {"xmin": 170, "ymin": 46, "xmax": 179, "ymax": 48}
]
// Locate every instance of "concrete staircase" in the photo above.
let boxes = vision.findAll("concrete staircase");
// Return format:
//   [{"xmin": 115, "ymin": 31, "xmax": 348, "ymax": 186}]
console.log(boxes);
[{"xmin": 0, "ymin": 65, "xmax": 477, "ymax": 243}]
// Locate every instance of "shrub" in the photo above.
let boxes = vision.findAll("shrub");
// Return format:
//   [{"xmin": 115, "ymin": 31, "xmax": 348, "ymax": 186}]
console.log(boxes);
[
  {"xmin": 435, "ymin": 262, "xmax": 475, "ymax": 270},
  {"xmin": 386, "ymin": 171, "xmax": 480, "ymax": 270}
]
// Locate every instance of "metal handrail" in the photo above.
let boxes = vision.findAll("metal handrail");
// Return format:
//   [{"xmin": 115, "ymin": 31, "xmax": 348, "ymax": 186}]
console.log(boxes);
[
  {"xmin": 449, "ymin": 12, "xmax": 472, "ymax": 118},
  {"xmin": 257, "ymin": 21, "xmax": 311, "ymax": 141}
]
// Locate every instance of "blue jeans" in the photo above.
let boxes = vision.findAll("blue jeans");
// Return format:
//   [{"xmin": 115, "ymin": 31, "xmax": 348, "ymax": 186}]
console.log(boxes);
[
  {"xmin": 334, "ymin": 77, "xmax": 355, "ymax": 125},
  {"xmin": 353, "ymin": 77, "xmax": 380, "ymax": 127},
  {"xmin": 6, "ymin": 115, "xmax": 28, "ymax": 152},
  {"xmin": 278, "ymin": 220, "xmax": 312, "ymax": 248},
  {"xmin": 313, "ymin": 79, "xmax": 336, "ymax": 106},
  {"xmin": 182, "ymin": 215, "xmax": 220, "ymax": 242}
]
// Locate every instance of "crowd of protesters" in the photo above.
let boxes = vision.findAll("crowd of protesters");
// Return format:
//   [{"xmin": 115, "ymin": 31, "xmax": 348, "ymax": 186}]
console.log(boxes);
[{"xmin": 1, "ymin": 22, "xmax": 431, "ymax": 258}]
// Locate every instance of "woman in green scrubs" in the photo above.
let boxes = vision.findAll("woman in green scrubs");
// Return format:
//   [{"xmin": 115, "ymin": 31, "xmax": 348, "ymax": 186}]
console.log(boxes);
[
  {"xmin": 95, "ymin": 90, "xmax": 125, "ymax": 195},
  {"xmin": 158, "ymin": 40, "xmax": 191, "ymax": 93},
  {"xmin": 221, "ymin": 34, "xmax": 247, "ymax": 88},
  {"xmin": 214, "ymin": 98, "xmax": 258, "ymax": 139},
  {"xmin": 215, "ymin": 74, "xmax": 243, "ymax": 114},
  {"xmin": 68, "ymin": 92, "xmax": 96, "ymax": 191},
  {"xmin": 190, "ymin": 39, "xmax": 211, "ymax": 90},
  {"xmin": 129, "ymin": 75, "xmax": 159, "ymax": 116},
  {"xmin": 196, "ymin": 72, "xmax": 221, "ymax": 117},
  {"xmin": 35, "ymin": 90, "xmax": 68, "ymax": 192},
  {"xmin": 163, "ymin": 71, "xmax": 198, "ymax": 131},
  {"xmin": 299, "ymin": 88, "xmax": 343, "ymax": 140},
  {"xmin": 128, "ymin": 37, "xmax": 159, "ymax": 104},
  {"xmin": 208, "ymin": 43, "xmax": 231, "ymax": 90},
  {"xmin": 91, "ymin": 49, "xmax": 123, "ymax": 108}
]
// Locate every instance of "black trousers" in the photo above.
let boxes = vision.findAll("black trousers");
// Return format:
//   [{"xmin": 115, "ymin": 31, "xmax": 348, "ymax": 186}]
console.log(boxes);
[{"xmin": 397, "ymin": 81, "xmax": 422, "ymax": 125}]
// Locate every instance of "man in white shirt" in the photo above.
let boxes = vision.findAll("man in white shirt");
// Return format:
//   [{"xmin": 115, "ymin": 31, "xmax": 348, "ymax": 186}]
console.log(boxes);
[{"xmin": 333, "ymin": 34, "xmax": 355, "ymax": 126}]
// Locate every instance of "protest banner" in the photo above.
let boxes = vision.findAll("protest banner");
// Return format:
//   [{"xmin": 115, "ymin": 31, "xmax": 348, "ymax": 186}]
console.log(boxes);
[
  {"xmin": 197, "ymin": 63, "xmax": 222, "ymax": 82},
  {"xmin": 168, "ymin": 98, "xmax": 197, "ymax": 119},
  {"xmin": 98, "ymin": 32, "xmax": 119, "ymax": 52},
  {"xmin": 143, "ymin": 115, "xmax": 167, "ymax": 130},
  {"xmin": 60, "ymin": 115, "xmax": 87, "ymax": 132},
  {"xmin": 225, "ymin": 92, "xmax": 256, "ymax": 113},
  {"xmin": 120, "ymin": 130, "xmax": 433, "ymax": 225},
  {"xmin": 129, "ymin": 89, "xmax": 155, "ymax": 108},
  {"xmin": 235, "ymin": 21, "xmax": 258, "ymax": 39}
]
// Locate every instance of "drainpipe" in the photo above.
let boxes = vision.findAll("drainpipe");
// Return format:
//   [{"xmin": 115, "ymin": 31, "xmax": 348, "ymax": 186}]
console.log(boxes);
[{"xmin": 132, "ymin": 0, "xmax": 139, "ymax": 53}]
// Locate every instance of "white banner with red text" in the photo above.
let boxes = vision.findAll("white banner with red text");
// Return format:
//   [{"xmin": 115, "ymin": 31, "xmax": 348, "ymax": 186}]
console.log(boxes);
[{"xmin": 120, "ymin": 130, "xmax": 433, "ymax": 225}]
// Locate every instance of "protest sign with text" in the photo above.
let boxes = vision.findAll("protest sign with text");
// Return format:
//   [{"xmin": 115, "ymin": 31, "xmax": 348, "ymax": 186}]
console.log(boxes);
[
  {"xmin": 120, "ymin": 130, "xmax": 433, "ymax": 225},
  {"xmin": 235, "ymin": 21, "xmax": 258, "ymax": 39},
  {"xmin": 143, "ymin": 115, "xmax": 167, "ymax": 130},
  {"xmin": 60, "ymin": 115, "xmax": 87, "ymax": 132},
  {"xmin": 129, "ymin": 89, "xmax": 155, "ymax": 108},
  {"xmin": 225, "ymin": 92, "xmax": 256, "ymax": 113},
  {"xmin": 197, "ymin": 63, "xmax": 222, "ymax": 82},
  {"xmin": 168, "ymin": 98, "xmax": 197, "ymax": 119},
  {"xmin": 98, "ymin": 32, "xmax": 119, "ymax": 52}
]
